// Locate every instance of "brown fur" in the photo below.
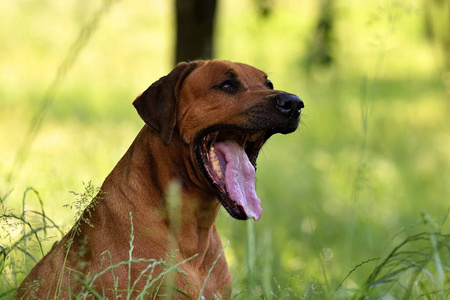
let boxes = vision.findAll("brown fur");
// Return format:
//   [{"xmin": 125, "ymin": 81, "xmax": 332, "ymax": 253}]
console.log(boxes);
[{"xmin": 17, "ymin": 60, "xmax": 302, "ymax": 299}]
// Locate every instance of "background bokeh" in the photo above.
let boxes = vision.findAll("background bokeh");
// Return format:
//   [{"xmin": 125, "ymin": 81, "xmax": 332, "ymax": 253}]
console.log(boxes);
[{"xmin": 1, "ymin": 0, "xmax": 449, "ymax": 298}]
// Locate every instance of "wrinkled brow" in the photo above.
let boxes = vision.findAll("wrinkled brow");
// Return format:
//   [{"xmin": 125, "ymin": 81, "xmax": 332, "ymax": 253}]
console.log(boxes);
[
  {"xmin": 225, "ymin": 69, "xmax": 238, "ymax": 79},
  {"xmin": 226, "ymin": 68, "xmax": 269, "ymax": 81}
]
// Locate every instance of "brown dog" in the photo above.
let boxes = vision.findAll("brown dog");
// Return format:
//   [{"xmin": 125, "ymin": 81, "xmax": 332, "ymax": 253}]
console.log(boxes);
[{"xmin": 17, "ymin": 60, "xmax": 303, "ymax": 299}]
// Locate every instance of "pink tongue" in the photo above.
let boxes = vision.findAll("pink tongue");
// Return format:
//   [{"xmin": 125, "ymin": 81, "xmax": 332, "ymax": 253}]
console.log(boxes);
[{"xmin": 214, "ymin": 141, "xmax": 262, "ymax": 221}]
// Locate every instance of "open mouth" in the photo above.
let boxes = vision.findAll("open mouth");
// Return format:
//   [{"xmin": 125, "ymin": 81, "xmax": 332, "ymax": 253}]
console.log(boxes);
[{"xmin": 197, "ymin": 128, "xmax": 270, "ymax": 221}]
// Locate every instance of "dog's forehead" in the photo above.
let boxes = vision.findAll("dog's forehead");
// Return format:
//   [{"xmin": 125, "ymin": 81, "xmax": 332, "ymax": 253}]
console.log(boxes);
[{"xmin": 189, "ymin": 61, "xmax": 267, "ymax": 85}]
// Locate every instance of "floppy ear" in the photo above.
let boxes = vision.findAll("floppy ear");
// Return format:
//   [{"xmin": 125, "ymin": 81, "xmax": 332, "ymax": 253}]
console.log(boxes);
[{"xmin": 133, "ymin": 61, "xmax": 199, "ymax": 145}]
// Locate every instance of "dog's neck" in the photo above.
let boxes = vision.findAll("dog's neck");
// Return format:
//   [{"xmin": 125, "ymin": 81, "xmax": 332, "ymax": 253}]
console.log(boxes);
[{"xmin": 103, "ymin": 126, "xmax": 222, "ymax": 264}]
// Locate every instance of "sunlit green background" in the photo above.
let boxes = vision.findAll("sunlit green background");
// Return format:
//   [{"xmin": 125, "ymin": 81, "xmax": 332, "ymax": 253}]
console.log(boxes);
[{"xmin": 1, "ymin": 0, "xmax": 449, "ymax": 298}]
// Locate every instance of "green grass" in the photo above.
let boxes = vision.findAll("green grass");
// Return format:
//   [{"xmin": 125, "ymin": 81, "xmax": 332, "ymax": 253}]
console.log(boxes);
[
  {"xmin": 1, "ymin": 0, "xmax": 450, "ymax": 298},
  {"xmin": 2, "ymin": 185, "xmax": 448, "ymax": 298},
  {"xmin": 0, "ymin": 182, "xmax": 203, "ymax": 299}
]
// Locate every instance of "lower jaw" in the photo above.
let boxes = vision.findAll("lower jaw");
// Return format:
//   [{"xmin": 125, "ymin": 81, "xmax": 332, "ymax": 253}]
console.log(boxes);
[{"xmin": 194, "ymin": 128, "xmax": 269, "ymax": 220}]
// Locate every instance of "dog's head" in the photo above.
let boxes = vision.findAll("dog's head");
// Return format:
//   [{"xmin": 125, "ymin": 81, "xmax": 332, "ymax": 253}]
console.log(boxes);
[{"xmin": 133, "ymin": 60, "xmax": 304, "ymax": 221}]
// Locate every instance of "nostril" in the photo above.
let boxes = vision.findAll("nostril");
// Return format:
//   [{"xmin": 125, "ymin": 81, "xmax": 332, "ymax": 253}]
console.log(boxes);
[
  {"xmin": 275, "ymin": 96, "xmax": 292, "ymax": 111},
  {"xmin": 275, "ymin": 94, "xmax": 304, "ymax": 117},
  {"xmin": 299, "ymin": 99, "xmax": 305, "ymax": 109}
]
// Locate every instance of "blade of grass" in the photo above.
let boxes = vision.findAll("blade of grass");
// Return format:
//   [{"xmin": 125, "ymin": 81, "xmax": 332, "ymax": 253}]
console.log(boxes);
[
  {"xmin": 198, "ymin": 241, "xmax": 228, "ymax": 299},
  {"xmin": 246, "ymin": 220, "xmax": 256, "ymax": 292},
  {"xmin": 127, "ymin": 212, "xmax": 135, "ymax": 299}
]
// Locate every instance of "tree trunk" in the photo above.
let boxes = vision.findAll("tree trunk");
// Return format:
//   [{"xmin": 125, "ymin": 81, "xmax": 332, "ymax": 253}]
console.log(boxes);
[
  {"xmin": 175, "ymin": 0, "xmax": 217, "ymax": 64},
  {"xmin": 424, "ymin": 0, "xmax": 450, "ymax": 107},
  {"xmin": 305, "ymin": 0, "xmax": 335, "ymax": 72}
]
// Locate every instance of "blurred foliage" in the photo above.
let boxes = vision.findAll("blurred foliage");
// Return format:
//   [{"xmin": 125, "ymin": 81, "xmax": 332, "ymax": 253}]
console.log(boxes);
[
  {"xmin": 0, "ymin": 0, "xmax": 449, "ymax": 298},
  {"xmin": 424, "ymin": 0, "xmax": 450, "ymax": 102},
  {"xmin": 305, "ymin": 0, "xmax": 335, "ymax": 71}
]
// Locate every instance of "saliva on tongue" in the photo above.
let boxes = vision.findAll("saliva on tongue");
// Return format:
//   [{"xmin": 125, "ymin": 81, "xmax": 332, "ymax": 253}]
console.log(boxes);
[{"xmin": 213, "ymin": 141, "xmax": 262, "ymax": 221}]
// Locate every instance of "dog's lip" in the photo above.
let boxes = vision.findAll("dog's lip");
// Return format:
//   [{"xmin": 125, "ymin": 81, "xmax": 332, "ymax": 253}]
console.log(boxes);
[{"xmin": 194, "ymin": 126, "xmax": 268, "ymax": 220}]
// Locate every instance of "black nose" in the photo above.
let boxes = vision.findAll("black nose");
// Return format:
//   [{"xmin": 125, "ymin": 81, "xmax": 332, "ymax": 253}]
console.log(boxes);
[{"xmin": 274, "ymin": 94, "xmax": 304, "ymax": 118}]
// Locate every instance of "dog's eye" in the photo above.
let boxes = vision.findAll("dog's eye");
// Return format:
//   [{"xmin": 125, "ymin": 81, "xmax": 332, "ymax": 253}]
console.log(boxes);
[
  {"xmin": 267, "ymin": 80, "xmax": 274, "ymax": 90},
  {"xmin": 219, "ymin": 80, "xmax": 238, "ymax": 94}
]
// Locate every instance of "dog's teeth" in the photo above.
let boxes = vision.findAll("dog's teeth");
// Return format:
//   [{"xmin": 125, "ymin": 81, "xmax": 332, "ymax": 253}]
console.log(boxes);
[
  {"xmin": 209, "ymin": 147, "xmax": 223, "ymax": 179},
  {"xmin": 213, "ymin": 162, "xmax": 222, "ymax": 178},
  {"xmin": 210, "ymin": 132, "xmax": 218, "ymax": 144}
]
